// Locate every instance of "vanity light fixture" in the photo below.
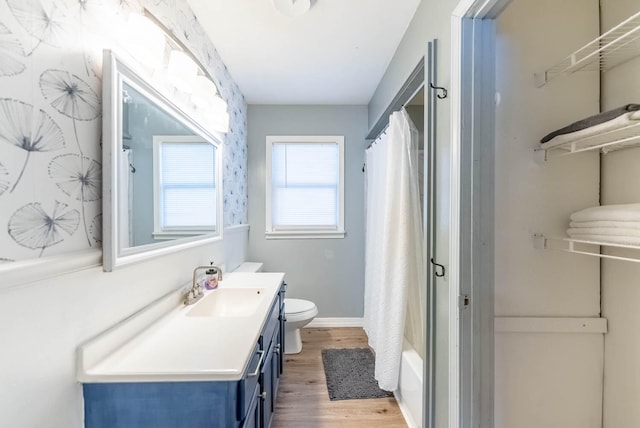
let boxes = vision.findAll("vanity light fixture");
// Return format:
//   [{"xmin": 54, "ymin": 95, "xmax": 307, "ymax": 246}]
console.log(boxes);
[
  {"xmin": 127, "ymin": 13, "xmax": 166, "ymax": 68},
  {"xmin": 208, "ymin": 95, "xmax": 230, "ymax": 133},
  {"xmin": 273, "ymin": 0, "xmax": 312, "ymax": 16},
  {"xmin": 167, "ymin": 50, "xmax": 198, "ymax": 93},
  {"xmin": 191, "ymin": 75, "xmax": 219, "ymax": 108},
  {"xmin": 125, "ymin": 9, "xmax": 229, "ymax": 133}
]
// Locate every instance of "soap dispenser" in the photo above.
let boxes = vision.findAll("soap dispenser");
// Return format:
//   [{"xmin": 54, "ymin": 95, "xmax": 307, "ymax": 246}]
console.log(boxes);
[{"xmin": 204, "ymin": 262, "xmax": 218, "ymax": 290}]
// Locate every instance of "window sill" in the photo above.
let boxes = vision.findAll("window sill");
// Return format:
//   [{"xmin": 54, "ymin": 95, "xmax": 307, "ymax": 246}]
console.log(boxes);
[
  {"xmin": 153, "ymin": 230, "xmax": 217, "ymax": 240},
  {"xmin": 265, "ymin": 230, "xmax": 345, "ymax": 240}
]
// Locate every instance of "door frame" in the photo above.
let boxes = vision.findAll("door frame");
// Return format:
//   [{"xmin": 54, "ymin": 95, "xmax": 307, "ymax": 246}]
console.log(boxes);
[{"xmin": 450, "ymin": 0, "xmax": 512, "ymax": 426}]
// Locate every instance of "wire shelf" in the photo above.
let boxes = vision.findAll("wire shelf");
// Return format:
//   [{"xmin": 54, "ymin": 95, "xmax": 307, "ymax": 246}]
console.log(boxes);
[
  {"xmin": 538, "ymin": 235, "xmax": 640, "ymax": 263},
  {"xmin": 535, "ymin": 9, "xmax": 640, "ymax": 87},
  {"xmin": 535, "ymin": 120, "xmax": 640, "ymax": 161}
]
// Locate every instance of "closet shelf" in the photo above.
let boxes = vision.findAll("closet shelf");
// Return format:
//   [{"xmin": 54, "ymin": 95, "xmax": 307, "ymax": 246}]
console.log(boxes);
[
  {"xmin": 535, "ymin": 120, "xmax": 640, "ymax": 161},
  {"xmin": 537, "ymin": 234, "xmax": 640, "ymax": 263},
  {"xmin": 534, "ymin": 9, "xmax": 640, "ymax": 87}
]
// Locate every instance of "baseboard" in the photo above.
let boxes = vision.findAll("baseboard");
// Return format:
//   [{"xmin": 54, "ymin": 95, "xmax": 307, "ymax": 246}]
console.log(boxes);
[
  {"xmin": 306, "ymin": 317, "xmax": 364, "ymax": 328},
  {"xmin": 394, "ymin": 391, "xmax": 420, "ymax": 428}
]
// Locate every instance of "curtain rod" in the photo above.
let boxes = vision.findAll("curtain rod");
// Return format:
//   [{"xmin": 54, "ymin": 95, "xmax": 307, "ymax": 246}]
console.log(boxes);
[{"xmin": 365, "ymin": 58, "xmax": 425, "ymax": 140}]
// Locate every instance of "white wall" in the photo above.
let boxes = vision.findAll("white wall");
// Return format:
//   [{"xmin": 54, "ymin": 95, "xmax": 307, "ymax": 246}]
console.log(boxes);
[
  {"xmin": 246, "ymin": 105, "xmax": 368, "ymax": 318},
  {"xmin": 600, "ymin": 1, "xmax": 640, "ymax": 426},
  {"xmin": 0, "ymin": 226, "xmax": 248, "ymax": 428},
  {"xmin": 494, "ymin": 0, "xmax": 603, "ymax": 426},
  {"xmin": 0, "ymin": 1, "xmax": 250, "ymax": 426}
]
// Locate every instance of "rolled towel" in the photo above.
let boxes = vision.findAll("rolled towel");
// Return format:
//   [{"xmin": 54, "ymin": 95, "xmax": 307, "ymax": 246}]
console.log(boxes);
[
  {"xmin": 541, "ymin": 104, "xmax": 640, "ymax": 144},
  {"xmin": 565, "ymin": 233, "xmax": 640, "ymax": 247},
  {"xmin": 567, "ymin": 227, "xmax": 640, "ymax": 238},
  {"xmin": 570, "ymin": 204, "xmax": 640, "ymax": 223},
  {"xmin": 570, "ymin": 220, "xmax": 640, "ymax": 229}
]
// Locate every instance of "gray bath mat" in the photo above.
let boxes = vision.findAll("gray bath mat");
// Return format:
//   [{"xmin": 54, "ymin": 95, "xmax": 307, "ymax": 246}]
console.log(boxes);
[{"xmin": 321, "ymin": 348, "xmax": 393, "ymax": 401}]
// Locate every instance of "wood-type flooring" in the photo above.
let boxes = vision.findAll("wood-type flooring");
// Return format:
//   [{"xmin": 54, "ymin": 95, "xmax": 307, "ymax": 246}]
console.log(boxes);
[{"xmin": 271, "ymin": 327, "xmax": 409, "ymax": 428}]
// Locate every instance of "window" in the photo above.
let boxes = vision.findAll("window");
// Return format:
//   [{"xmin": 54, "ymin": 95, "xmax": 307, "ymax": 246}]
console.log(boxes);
[
  {"xmin": 152, "ymin": 135, "xmax": 219, "ymax": 239},
  {"xmin": 266, "ymin": 135, "xmax": 345, "ymax": 239}
]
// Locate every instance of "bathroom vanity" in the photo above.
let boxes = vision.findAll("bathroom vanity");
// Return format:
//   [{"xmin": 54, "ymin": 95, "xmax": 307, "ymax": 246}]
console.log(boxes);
[{"xmin": 78, "ymin": 272, "xmax": 286, "ymax": 428}]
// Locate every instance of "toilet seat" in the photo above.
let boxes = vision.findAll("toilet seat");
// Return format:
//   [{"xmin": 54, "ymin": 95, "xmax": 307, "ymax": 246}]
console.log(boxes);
[
  {"xmin": 285, "ymin": 298, "xmax": 315, "ymax": 314},
  {"xmin": 285, "ymin": 298, "xmax": 318, "ymax": 323}
]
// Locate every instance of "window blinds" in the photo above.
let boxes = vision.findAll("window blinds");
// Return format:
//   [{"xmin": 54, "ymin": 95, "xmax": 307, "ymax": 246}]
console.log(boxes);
[
  {"xmin": 160, "ymin": 142, "xmax": 216, "ymax": 229},
  {"xmin": 271, "ymin": 142, "xmax": 339, "ymax": 228}
]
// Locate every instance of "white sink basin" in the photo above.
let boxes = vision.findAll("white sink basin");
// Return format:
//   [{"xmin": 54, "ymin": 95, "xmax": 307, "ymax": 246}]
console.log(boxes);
[{"xmin": 187, "ymin": 287, "xmax": 267, "ymax": 317}]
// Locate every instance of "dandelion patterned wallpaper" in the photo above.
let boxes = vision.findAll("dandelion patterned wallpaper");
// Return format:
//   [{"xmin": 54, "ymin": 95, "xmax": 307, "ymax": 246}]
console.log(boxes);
[{"xmin": 0, "ymin": 0, "xmax": 248, "ymax": 262}]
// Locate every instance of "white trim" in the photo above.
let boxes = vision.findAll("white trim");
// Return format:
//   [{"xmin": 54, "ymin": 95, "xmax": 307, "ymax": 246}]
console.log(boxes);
[
  {"xmin": 305, "ymin": 317, "xmax": 364, "ymax": 328},
  {"xmin": 265, "ymin": 135, "xmax": 345, "ymax": 239},
  {"xmin": 454, "ymin": 0, "xmax": 511, "ymax": 18},
  {"xmin": 495, "ymin": 317, "xmax": 608, "ymax": 334},
  {"xmin": 0, "ymin": 225, "xmax": 249, "ymax": 291},
  {"xmin": 265, "ymin": 231, "xmax": 345, "ymax": 240},
  {"xmin": 225, "ymin": 223, "xmax": 250, "ymax": 234},
  {"xmin": 394, "ymin": 392, "xmax": 420, "ymax": 428},
  {"xmin": 0, "ymin": 249, "xmax": 102, "ymax": 290}
]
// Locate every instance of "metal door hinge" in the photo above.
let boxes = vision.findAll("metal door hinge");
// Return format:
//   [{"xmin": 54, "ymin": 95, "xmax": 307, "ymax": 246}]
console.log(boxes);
[{"xmin": 459, "ymin": 294, "xmax": 470, "ymax": 309}]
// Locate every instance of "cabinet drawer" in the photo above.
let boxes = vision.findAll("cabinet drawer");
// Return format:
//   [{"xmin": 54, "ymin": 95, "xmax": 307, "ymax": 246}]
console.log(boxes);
[
  {"xmin": 238, "ymin": 342, "xmax": 262, "ymax": 421},
  {"xmin": 260, "ymin": 301, "xmax": 279, "ymax": 350},
  {"xmin": 240, "ymin": 383, "xmax": 260, "ymax": 428}
]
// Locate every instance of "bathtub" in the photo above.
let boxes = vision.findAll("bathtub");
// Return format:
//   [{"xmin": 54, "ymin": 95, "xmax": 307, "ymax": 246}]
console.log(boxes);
[{"xmin": 394, "ymin": 340, "xmax": 423, "ymax": 428}]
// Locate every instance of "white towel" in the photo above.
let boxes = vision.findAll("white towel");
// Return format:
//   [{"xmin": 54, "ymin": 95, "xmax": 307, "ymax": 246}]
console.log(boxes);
[
  {"xmin": 565, "ymin": 233, "xmax": 640, "ymax": 247},
  {"xmin": 541, "ymin": 111, "xmax": 640, "ymax": 149},
  {"xmin": 567, "ymin": 227, "xmax": 640, "ymax": 238},
  {"xmin": 570, "ymin": 204, "xmax": 640, "ymax": 222},
  {"xmin": 570, "ymin": 220, "xmax": 640, "ymax": 229}
]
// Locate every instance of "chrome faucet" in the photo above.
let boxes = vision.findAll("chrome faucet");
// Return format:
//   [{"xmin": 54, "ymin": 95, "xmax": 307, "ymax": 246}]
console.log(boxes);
[
  {"xmin": 184, "ymin": 263, "xmax": 224, "ymax": 305},
  {"xmin": 185, "ymin": 265, "xmax": 208, "ymax": 305}
]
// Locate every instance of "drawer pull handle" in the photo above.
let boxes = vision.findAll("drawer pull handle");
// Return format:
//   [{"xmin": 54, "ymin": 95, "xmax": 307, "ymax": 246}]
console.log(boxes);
[
  {"xmin": 261, "ymin": 391, "xmax": 267, "ymax": 401},
  {"xmin": 248, "ymin": 350, "xmax": 265, "ymax": 377}
]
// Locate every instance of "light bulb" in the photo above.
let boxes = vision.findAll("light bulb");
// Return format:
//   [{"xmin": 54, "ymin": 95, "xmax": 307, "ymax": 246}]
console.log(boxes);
[
  {"xmin": 191, "ymin": 75, "xmax": 219, "ymax": 108},
  {"xmin": 167, "ymin": 50, "xmax": 198, "ymax": 93},
  {"xmin": 127, "ymin": 14, "xmax": 165, "ymax": 68}
]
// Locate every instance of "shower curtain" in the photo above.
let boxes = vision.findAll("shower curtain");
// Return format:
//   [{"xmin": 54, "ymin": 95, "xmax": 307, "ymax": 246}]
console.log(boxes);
[{"xmin": 364, "ymin": 109, "xmax": 424, "ymax": 391}]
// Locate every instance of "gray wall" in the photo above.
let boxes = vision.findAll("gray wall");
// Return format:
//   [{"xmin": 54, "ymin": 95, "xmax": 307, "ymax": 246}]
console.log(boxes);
[
  {"xmin": 247, "ymin": 105, "xmax": 368, "ymax": 318},
  {"xmin": 367, "ymin": 1, "xmax": 460, "ymax": 426}
]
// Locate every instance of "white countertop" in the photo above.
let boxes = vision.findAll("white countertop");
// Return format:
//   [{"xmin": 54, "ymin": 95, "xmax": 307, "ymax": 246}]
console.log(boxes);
[{"xmin": 78, "ymin": 272, "xmax": 285, "ymax": 383}]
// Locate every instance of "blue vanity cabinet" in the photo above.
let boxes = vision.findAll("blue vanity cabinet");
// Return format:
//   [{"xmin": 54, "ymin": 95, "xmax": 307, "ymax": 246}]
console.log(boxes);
[
  {"xmin": 278, "ymin": 283, "xmax": 286, "ymax": 375},
  {"xmin": 82, "ymin": 282, "xmax": 287, "ymax": 428},
  {"xmin": 241, "ymin": 384, "xmax": 261, "ymax": 428},
  {"xmin": 83, "ymin": 344, "xmax": 264, "ymax": 428},
  {"xmin": 260, "ymin": 328, "xmax": 280, "ymax": 428},
  {"xmin": 258, "ymin": 282, "xmax": 285, "ymax": 428}
]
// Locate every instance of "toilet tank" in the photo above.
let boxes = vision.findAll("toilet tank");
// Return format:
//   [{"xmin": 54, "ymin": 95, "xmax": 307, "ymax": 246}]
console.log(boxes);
[{"xmin": 233, "ymin": 262, "xmax": 264, "ymax": 273}]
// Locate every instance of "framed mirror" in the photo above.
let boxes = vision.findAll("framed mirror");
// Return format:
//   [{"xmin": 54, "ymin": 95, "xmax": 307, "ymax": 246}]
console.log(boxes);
[{"xmin": 102, "ymin": 50, "xmax": 223, "ymax": 271}]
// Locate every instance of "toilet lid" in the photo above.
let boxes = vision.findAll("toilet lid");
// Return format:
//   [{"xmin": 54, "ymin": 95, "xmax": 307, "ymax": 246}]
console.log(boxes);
[{"xmin": 285, "ymin": 298, "xmax": 316, "ymax": 314}]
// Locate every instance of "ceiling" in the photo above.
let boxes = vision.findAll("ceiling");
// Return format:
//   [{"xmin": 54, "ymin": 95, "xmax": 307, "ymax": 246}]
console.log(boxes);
[{"xmin": 185, "ymin": 0, "xmax": 421, "ymax": 105}]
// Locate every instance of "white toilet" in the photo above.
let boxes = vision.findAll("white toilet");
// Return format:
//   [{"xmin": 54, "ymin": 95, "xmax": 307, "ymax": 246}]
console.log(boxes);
[{"xmin": 284, "ymin": 298, "xmax": 318, "ymax": 354}]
